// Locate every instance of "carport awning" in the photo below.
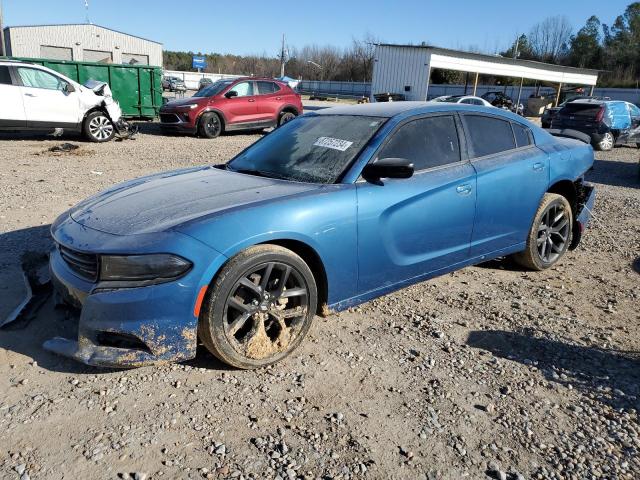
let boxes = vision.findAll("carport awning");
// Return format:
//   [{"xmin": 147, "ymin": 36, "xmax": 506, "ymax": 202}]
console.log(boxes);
[{"xmin": 377, "ymin": 44, "xmax": 600, "ymax": 86}]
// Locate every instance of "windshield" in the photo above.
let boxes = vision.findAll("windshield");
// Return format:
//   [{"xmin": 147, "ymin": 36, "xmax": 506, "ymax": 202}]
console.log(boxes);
[
  {"xmin": 228, "ymin": 115, "xmax": 385, "ymax": 184},
  {"xmin": 194, "ymin": 80, "xmax": 234, "ymax": 97}
]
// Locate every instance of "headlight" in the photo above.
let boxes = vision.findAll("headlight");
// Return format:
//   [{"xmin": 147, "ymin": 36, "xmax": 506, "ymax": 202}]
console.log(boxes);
[
  {"xmin": 179, "ymin": 104, "xmax": 198, "ymax": 110},
  {"xmin": 99, "ymin": 254, "xmax": 192, "ymax": 285}
]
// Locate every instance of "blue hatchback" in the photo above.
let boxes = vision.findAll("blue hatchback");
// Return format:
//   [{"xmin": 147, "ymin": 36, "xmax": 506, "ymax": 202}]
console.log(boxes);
[{"xmin": 47, "ymin": 102, "xmax": 596, "ymax": 369}]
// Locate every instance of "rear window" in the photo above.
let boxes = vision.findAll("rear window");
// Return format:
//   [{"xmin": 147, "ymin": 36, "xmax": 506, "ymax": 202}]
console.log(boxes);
[
  {"xmin": 560, "ymin": 103, "xmax": 602, "ymax": 117},
  {"xmin": 257, "ymin": 81, "xmax": 280, "ymax": 94},
  {"xmin": 512, "ymin": 123, "xmax": 532, "ymax": 148},
  {"xmin": 0, "ymin": 66, "xmax": 11, "ymax": 85},
  {"xmin": 464, "ymin": 115, "xmax": 516, "ymax": 158}
]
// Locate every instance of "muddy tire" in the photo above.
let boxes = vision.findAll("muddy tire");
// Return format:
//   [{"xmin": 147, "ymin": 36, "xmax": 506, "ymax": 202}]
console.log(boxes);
[
  {"xmin": 593, "ymin": 132, "xmax": 614, "ymax": 151},
  {"xmin": 512, "ymin": 193, "xmax": 573, "ymax": 271},
  {"xmin": 277, "ymin": 111, "xmax": 297, "ymax": 127},
  {"xmin": 198, "ymin": 112, "xmax": 223, "ymax": 139},
  {"xmin": 83, "ymin": 111, "xmax": 115, "ymax": 142},
  {"xmin": 199, "ymin": 245, "xmax": 317, "ymax": 369}
]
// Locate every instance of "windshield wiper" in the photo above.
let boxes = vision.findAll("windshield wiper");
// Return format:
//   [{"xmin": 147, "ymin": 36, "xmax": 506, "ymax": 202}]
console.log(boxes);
[{"xmin": 229, "ymin": 167, "xmax": 286, "ymax": 180}]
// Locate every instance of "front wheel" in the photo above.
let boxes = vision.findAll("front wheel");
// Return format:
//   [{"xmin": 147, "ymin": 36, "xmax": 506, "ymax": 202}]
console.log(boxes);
[
  {"xmin": 198, "ymin": 112, "xmax": 222, "ymax": 138},
  {"xmin": 83, "ymin": 111, "xmax": 115, "ymax": 142},
  {"xmin": 512, "ymin": 193, "xmax": 573, "ymax": 271},
  {"xmin": 594, "ymin": 132, "xmax": 614, "ymax": 151},
  {"xmin": 198, "ymin": 245, "xmax": 317, "ymax": 369}
]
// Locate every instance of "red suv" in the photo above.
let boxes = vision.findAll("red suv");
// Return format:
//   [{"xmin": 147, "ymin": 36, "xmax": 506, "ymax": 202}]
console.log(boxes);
[{"xmin": 159, "ymin": 77, "xmax": 303, "ymax": 138}]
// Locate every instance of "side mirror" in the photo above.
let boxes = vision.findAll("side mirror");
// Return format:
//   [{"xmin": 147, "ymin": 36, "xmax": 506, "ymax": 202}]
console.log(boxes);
[
  {"xmin": 225, "ymin": 90, "xmax": 238, "ymax": 98},
  {"xmin": 362, "ymin": 158, "xmax": 414, "ymax": 182},
  {"xmin": 64, "ymin": 83, "xmax": 76, "ymax": 94}
]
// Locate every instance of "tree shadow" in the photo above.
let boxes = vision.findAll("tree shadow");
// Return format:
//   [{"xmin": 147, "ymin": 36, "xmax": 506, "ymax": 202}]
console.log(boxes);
[
  {"xmin": 0, "ymin": 130, "xmax": 86, "ymax": 142},
  {"xmin": 587, "ymin": 152, "xmax": 640, "ymax": 189},
  {"xmin": 134, "ymin": 121, "xmax": 268, "ymax": 138},
  {"xmin": 467, "ymin": 329, "xmax": 640, "ymax": 410}
]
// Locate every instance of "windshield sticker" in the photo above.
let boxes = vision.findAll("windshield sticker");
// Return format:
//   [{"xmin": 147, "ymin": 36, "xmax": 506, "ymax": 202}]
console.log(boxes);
[{"xmin": 313, "ymin": 137, "xmax": 354, "ymax": 152}]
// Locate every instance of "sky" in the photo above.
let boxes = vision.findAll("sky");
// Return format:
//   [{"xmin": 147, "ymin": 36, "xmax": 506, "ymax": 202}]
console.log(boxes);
[{"xmin": 1, "ymin": 0, "xmax": 634, "ymax": 56}]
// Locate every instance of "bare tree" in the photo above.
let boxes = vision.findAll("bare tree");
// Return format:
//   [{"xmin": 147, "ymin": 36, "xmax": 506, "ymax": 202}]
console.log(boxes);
[{"xmin": 528, "ymin": 16, "xmax": 573, "ymax": 63}]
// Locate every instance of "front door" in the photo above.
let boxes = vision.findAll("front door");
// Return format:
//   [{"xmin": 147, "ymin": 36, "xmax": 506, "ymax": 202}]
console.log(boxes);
[
  {"xmin": 16, "ymin": 66, "xmax": 80, "ymax": 127},
  {"xmin": 356, "ymin": 114, "xmax": 477, "ymax": 294},
  {"xmin": 461, "ymin": 114, "xmax": 550, "ymax": 257},
  {"xmin": 0, "ymin": 65, "xmax": 26, "ymax": 127},
  {"xmin": 224, "ymin": 81, "xmax": 259, "ymax": 125}
]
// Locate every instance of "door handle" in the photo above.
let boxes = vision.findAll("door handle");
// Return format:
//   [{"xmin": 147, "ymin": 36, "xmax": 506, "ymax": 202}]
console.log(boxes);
[
  {"xmin": 533, "ymin": 162, "xmax": 544, "ymax": 171},
  {"xmin": 456, "ymin": 184, "xmax": 472, "ymax": 195},
  {"xmin": 248, "ymin": 99, "xmax": 255, "ymax": 102},
  {"xmin": 24, "ymin": 93, "xmax": 37, "ymax": 97},
  {"xmin": 276, "ymin": 97, "xmax": 282, "ymax": 100}
]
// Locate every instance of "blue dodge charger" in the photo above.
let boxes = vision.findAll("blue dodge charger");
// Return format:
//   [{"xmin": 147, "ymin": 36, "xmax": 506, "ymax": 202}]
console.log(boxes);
[{"xmin": 46, "ymin": 102, "xmax": 596, "ymax": 369}]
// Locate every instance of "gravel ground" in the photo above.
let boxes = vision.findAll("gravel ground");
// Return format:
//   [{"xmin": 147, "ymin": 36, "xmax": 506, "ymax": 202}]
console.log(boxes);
[{"xmin": 0, "ymin": 123, "xmax": 639, "ymax": 480}]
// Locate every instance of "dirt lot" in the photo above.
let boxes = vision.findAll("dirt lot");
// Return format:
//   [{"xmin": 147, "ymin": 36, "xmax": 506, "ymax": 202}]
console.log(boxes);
[{"xmin": 0, "ymin": 123, "xmax": 639, "ymax": 480}]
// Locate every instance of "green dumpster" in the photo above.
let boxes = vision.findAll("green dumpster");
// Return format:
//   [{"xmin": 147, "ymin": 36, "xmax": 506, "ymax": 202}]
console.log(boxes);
[{"xmin": 4, "ymin": 56, "xmax": 163, "ymax": 119}]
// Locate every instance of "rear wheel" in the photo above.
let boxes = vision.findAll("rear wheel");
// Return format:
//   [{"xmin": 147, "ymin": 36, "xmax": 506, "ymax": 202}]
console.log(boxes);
[
  {"xmin": 512, "ymin": 193, "xmax": 573, "ymax": 271},
  {"xmin": 198, "ymin": 112, "xmax": 222, "ymax": 138},
  {"xmin": 278, "ymin": 111, "xmax": 296, "ymax": 127},
  {"xmin": 594, "ymin": 132, "xmax": 614, "ymax": 151},
  {"xmin": 83, "ymin": 111, "xmax": 115, "ymax": 142},
  {"xmin": 198, "ymin": 245, "xmax": 317, "ymax": 369}
]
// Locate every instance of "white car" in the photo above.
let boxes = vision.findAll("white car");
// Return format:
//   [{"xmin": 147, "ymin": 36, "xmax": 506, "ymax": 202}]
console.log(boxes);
[
  {"xmin": 431, "ymin": 95, "xmax": 493, "ymax": 107},
  {"xmin": 0, "ymin": 60, "xmax": 125, "ymax": 142}
]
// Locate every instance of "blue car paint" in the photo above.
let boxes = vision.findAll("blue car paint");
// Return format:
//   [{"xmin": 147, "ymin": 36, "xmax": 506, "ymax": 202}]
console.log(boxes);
[{"xmin": 46, "ymin": 102, "xmax": 596, "ymax": 367}]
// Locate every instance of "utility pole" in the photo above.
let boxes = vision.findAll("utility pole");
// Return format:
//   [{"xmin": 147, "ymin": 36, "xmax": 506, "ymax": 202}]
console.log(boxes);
[
  {"xmin": 85, "ymin": 0, "xmax": 91, "ymax": 25},
  {"xmin": 279, "ymin": 34, "xmax": 286, "ymax": 78},
  {"xmin": 0, "ymin": 0, "xmax": 5, "ymax": 57},
  {"xmin": 513, "ymin": 33, "xmax": 520, "ymax": 59}
]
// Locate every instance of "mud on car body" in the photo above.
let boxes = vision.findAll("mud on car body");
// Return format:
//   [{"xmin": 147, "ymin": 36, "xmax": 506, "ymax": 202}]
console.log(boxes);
[{"xmin": 47, "ymin": 102, "xmax": 596, "ymax": 369}]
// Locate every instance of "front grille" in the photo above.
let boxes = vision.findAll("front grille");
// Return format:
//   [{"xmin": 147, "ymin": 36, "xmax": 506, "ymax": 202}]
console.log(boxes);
[
  {"xmin": 160, "ymin": 113, "xmax": 180, "ymax": 124},
  {"xmin": 59, "ymin": 245, "xmax": 98, "ymax": 281}
]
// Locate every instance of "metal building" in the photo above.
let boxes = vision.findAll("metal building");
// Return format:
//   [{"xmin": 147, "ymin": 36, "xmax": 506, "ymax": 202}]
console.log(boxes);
[
  {"xmin": 3, "ymin": 24, "xmax": 163, "ymax": 66},
  {"xmin": 371, "ymin": 44, "xmax": 599, "ymax": 105}
]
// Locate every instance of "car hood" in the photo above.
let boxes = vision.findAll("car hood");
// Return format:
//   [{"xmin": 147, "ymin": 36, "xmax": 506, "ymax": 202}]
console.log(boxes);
[
  {"xmin": 163, "ymin": 97, "xmax": 206, "ymax": 108},
  {"xmin": 70, "ymin": 166, "xmax": 320, "ymax": 235}
]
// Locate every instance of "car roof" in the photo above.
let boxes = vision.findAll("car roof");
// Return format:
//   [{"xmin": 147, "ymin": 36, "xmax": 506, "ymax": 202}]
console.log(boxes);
[{"xmin": 313, "ymin": 101, "xmax": 509, "ymax": 119}]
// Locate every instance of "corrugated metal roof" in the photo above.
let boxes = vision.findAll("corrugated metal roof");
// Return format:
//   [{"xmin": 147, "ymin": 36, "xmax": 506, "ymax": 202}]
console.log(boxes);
[
  {"xmin": 376, "ymin": 43, "xmax": 599, "ymax": 75},
  {"xmin": 3, "ymin": 24, "xmax": 162, "ymax": 45}
]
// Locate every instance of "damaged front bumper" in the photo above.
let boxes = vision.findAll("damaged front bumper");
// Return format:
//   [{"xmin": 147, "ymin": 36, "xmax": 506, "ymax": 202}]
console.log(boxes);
[{"xmin": 45, "ymin": 216, "xmax": 227, "ymax": 368}]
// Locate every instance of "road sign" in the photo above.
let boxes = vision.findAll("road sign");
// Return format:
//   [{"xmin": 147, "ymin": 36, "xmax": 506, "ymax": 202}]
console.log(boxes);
[{"xmin": 192, "ymin": 56, "xmax": 207, "ymax": 69}]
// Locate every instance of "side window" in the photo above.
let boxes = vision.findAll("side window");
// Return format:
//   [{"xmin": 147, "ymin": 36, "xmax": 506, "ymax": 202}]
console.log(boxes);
[
  {"xmin": 0, "ymin": 66, "xmax": 12, "ymax": 85},
  {"xmin": 257, "ymin": 81, "xmax": 279, "ymax": 94},
  {"xmin": 378, "ymin": 115, "xmax": 461, "ymax": 171},
  {"xmin": 229, "ymin": 81, "xmax": 254, "ymax": 97},
  {"xmin": 460, "ymin": 99, "xmax": 473, "ymax": 104},
  {"xmin": 17, "ymin": 67, "xmax": 66, "ymax": 90},
  {"xmin": 464, "ymin": 115, "xmax": 516, "ymax": 158},
  {"xmin": 628, "ymin": 103, "xmax": 640, "ymax": 119},
  {"xmin": 473, "ymin": 99, "xmax": 484, "ymax": 105},
  {"xmin": 512, "ymin": 123, "xmax": 532, "ymax": 148}
]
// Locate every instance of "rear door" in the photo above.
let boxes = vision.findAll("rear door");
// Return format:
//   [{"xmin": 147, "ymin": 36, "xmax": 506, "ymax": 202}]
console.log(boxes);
[
  {"xmin": 0, "ymin": 65, "xmax": 26, "ymax": 127},
  {"xmin": 16, "ymin": 66, "xmax": 81, "ymax": 127},
  {"xmin": 223, "ymin": 81, "xmax": 259, "ymax": 124},
  {"xmin": 462, "ymin": 114, "xmax": 549, "ymax": 257},
  {"xmin": 356, "ymin": 114, "xmax": 477, "ymax": 293},
  {"xmin": 255, "ymin": 81, "xmax": 283, "ymax": 122}
]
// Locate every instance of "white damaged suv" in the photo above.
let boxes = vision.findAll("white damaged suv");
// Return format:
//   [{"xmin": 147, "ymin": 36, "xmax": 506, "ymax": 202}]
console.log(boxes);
[{"xmin": 0, "ymin": 60, "xmax": 125, "ymax": 142}]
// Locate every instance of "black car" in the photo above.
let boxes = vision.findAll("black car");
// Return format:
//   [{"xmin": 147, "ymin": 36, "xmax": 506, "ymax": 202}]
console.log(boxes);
[
  {"xmin": 541, "ymin": 95, "xmax": 609, "ymax": 129},
  {"xmin": 481, "ymin": 91, "xmax": 523, "ymax": 115},
  {"xmin": 551, "ymin": 99, "xmax": 640, "ymax": 151}
]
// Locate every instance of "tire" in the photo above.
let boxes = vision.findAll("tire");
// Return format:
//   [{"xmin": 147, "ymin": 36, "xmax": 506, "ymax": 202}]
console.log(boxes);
[
  {"xmin": 593, "ymin": 132, "xmax": 614, "ymax": 151},
  {"xmin": 83, "ymin": 111, "xmax": 115, "ymax": 142},
  {"xmin": 198, "ymin": 245, "xmax": 318, "ymax": 369},
  {"xmin": 198, "ymin": 112, "xmax": 223, "ymax": 138},
  {"xmin": 512, "ymin": 193, "xmax": 573, "ymax": 271},
  {"xmin": 277, "ymin": 111, "xmax": 297, "ymax": 127}
]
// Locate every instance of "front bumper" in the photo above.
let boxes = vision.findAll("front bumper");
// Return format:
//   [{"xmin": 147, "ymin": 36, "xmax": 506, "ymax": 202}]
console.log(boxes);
[
  {"xmin": 45, "ymin": 215, "xmax": 227, "ymax": 367},
  {"xmin": 159, "ymin": 111, "xmax": 197, "ymax": 133}
]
